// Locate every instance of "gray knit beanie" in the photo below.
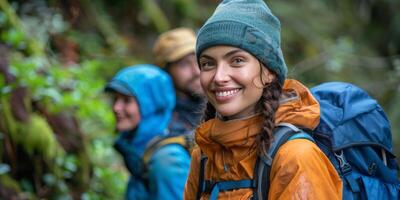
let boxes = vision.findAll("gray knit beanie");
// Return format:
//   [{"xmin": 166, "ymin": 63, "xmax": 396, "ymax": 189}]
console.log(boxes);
[{"xmin": 196, "ymin": 0, "xmax": 287, "ymax": 84}]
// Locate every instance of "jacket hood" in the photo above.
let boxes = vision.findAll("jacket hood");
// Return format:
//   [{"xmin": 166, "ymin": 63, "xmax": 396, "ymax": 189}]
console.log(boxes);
[
  {"xmin": 106, "ymin": 64, "xmax": 176, "ymax": 155},
  {"xmin": 275, "ymin": 79, "xmax": 320, "ymax": 130}
]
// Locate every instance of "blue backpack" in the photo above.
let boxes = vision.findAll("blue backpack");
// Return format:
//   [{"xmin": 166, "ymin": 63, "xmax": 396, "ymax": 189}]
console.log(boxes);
[{"xmin": 196, "ymin": 82, "xmax": 400, "ymax": 200}]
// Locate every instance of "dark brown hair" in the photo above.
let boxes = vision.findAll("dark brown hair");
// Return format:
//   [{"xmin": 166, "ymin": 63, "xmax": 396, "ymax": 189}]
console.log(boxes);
[{"xmin": 201, "ymin": 101, "xmax": 216, "ymax": 122}]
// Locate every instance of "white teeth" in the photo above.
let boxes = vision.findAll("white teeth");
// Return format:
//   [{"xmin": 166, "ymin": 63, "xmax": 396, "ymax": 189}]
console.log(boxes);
[{"xmin": 215, "ymin": 89, "xmax": 240, "ymax": 97}]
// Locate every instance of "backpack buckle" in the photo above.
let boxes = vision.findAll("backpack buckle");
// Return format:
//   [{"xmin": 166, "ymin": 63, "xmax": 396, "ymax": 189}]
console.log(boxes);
[
  {"xmin": 334, "ymin": 151, "xmax": 361, "ymax": 193},
  {"xmin": 334, "ymin": 150, "xmax": 352, "ymax": 174},
  {"xmin": 204, "ymin": 180, "xmax": 216, "ymax": 194}
]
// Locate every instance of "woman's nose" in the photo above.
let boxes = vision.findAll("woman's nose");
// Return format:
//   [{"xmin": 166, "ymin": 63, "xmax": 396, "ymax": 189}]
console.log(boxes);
[
  {"xmin": 113, "ymin": 98, "xmax": 124, "ymax": 112},
  {"xmin": 213, "ymin": 63, "xmax": 230, "ymax": 84}
]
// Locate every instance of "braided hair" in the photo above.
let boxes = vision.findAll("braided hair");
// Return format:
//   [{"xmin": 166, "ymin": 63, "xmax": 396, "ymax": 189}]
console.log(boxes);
[{"xmin": 257, "ymin": 77, "xmax": 282, "ymax": 156}]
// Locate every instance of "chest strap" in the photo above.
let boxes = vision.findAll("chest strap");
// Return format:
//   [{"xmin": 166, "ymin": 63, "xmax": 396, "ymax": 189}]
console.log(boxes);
[{"xmin": 204, "ymin": 179, "xmax": 256, "ymax": 200}]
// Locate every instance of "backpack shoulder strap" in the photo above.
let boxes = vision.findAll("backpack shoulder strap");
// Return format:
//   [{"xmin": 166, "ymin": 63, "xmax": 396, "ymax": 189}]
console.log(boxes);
[
  {"xmin": 288, "ymin": 132, "xmax": 315, "ymax": 142},
  {"xmin": 143, "ymin": 133, "xmax": 194, "ymax": 165},
  {"xmin": 196, "ymin": 151, "xmax": 208, "ymax": 200},
  {"xmin": 254, "ymin": 123, "xmax": 312, "ymax": 200}
]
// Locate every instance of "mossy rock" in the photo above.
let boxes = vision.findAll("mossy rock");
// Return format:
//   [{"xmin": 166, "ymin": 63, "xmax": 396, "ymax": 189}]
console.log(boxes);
[
  {"xmin": 0, "ymin": 174, "xmax": 21, "ymax": 192},
  {"xmin": 16, "ymin": 114, "xmax": 64, "ymax": 159}
]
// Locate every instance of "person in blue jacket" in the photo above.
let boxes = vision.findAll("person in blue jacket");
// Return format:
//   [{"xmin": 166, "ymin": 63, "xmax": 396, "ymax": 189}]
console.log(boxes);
[{"xmin": 104, "ymin": 64, "xmax": 191, "ymax": 200}]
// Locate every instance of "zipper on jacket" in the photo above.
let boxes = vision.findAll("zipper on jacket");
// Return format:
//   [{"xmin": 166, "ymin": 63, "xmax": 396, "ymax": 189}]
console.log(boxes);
[{"xmin": 222, "ymin": 149, "xmax": 229, "ymax": 172}]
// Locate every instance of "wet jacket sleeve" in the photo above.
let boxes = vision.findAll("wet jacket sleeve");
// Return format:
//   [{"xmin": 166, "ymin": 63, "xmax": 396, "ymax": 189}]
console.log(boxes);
[
  {"xmin": 148, "ymin": 144, "xmax": 191, "ymax": 200},
  {"xmin": 269, "ymin": 139, "xmax": 343, "ymax": 200},
  {"xmin": 183, "ymin": 147, "xmax": 201, "ymax": 200}
]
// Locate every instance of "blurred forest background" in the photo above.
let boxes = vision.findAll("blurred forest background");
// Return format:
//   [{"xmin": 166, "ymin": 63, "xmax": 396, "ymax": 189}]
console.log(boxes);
[{"xmin": 0, "ymin": 0, "xmax": 399, "ymax": 199}]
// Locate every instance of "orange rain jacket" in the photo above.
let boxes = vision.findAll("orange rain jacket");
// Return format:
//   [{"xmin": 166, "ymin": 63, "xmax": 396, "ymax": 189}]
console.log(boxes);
[{"xmin": 184, "ymin": 79, "xmax": 342, "ymax": 200}]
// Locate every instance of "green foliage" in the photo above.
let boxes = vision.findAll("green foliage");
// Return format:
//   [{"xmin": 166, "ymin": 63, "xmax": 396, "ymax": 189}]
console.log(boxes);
[
  {"xmin": 82, "ymin": 166, "xmax": 127, "ymax": 200},
  {"xmin": 140, "ymin": 0, "xmax": 170, "ymax": 32},
  {"xmin": 0, "ymin": 174, "xmax": 20, "ymax": 191},
  {"xmin": 1, "ymin": 28, "xmax": 25, "ymax": 48},
  {"xmin": 0, "ymin": 96, "xmax": 18, "ymax": 142},
  {"xmin": 1, "ymin": 1, "xmax": 125, "ymax": 199}
]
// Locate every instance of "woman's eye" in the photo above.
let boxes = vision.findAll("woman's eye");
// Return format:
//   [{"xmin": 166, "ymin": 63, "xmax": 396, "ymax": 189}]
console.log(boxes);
[
  {"xmin": 232, "ymin": 58, "xmax": 244, "ymax": 64},
  {"xmin": 111, "ymin": 97, "xmax": 118, "ymax": 104},
  {"xmin": 124, "ymin": 97, "xmax": 133, "ymax": 104},
  {"xmin": 200, "ymin": 61, "xmax": 215, "ymax": 70}
]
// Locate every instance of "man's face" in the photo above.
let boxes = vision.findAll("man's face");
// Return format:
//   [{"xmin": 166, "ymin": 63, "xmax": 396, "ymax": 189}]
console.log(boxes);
[{"xmin": 168, "ymin": 53, "xmax": 204, "ymax": 98}]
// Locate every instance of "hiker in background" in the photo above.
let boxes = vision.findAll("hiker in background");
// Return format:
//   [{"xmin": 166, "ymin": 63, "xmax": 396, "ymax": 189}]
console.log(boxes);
[
  {"xmin": 184, "ymin": 0, "xmax": 342, "ymax": 199},
  {"xmin": 153, "ymin": 28, "xmax": 204, "ymax": 135},
  {"xmin": 105, "ymin": 64, "xmax": 190, "ymax": 200}
]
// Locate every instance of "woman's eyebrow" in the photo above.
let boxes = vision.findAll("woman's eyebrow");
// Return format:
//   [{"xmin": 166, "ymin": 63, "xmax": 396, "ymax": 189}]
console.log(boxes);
[
  {"xmin": 199, "ymin": 54, "xmax": 214, "ymax": 60},
  {"xmin": 200, "ymin": 49, "xmax": 245, "ymax": 60},
  {"xmin": 223, "ymin": 49, "xmax": 245, "ymax": 59}
]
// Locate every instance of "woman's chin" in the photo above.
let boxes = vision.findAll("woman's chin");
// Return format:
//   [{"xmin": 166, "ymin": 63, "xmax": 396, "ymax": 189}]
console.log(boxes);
[
  {"xmin": 216, "ymin": 110, "xmax": 240, "ymax": 120},
  {"xmin": 116, "ymin": 123, "xmax": 135, "ymax": 132}
]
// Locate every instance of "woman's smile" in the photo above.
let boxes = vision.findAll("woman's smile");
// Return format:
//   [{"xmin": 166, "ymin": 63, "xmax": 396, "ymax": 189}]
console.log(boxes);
[{"xmin": 213, "ymin": 88, "xmax": 241, "ymax": 102}]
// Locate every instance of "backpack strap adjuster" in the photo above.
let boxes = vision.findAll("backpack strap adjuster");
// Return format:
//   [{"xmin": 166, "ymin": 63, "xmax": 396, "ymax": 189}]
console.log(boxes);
[
  {"xmin": 334, "ymin": 150, "xmax": 360, "ymax": 193},
  {"xmin": 334, "ymin": 150, "xmax": 352, "ymax": 174}
]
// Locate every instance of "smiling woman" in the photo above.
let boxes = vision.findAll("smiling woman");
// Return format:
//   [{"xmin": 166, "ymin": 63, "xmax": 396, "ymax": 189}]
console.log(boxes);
[{"xmin": 184, "ymin": 0, "xmax": 342, "ymax": 199}]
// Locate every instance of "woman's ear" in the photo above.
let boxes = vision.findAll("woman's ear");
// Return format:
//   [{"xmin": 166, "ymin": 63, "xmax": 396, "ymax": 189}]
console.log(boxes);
[
  {"xmin": 253, "ymin": 67, "xmax": 275, "ymax": 88},
  {"xmin": 261, "ymin": 68, "xmax": 275, "ymax": 85}
]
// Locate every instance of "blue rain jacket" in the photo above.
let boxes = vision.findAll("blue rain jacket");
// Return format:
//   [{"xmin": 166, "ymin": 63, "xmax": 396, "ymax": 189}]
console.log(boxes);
[
  {"xmin": 107, "ymin": 64, "xmax": 191, "ymax": 200},
  {"xmin": 168, "ymin": 96, "xmax": 203, "ymax": 135}
]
